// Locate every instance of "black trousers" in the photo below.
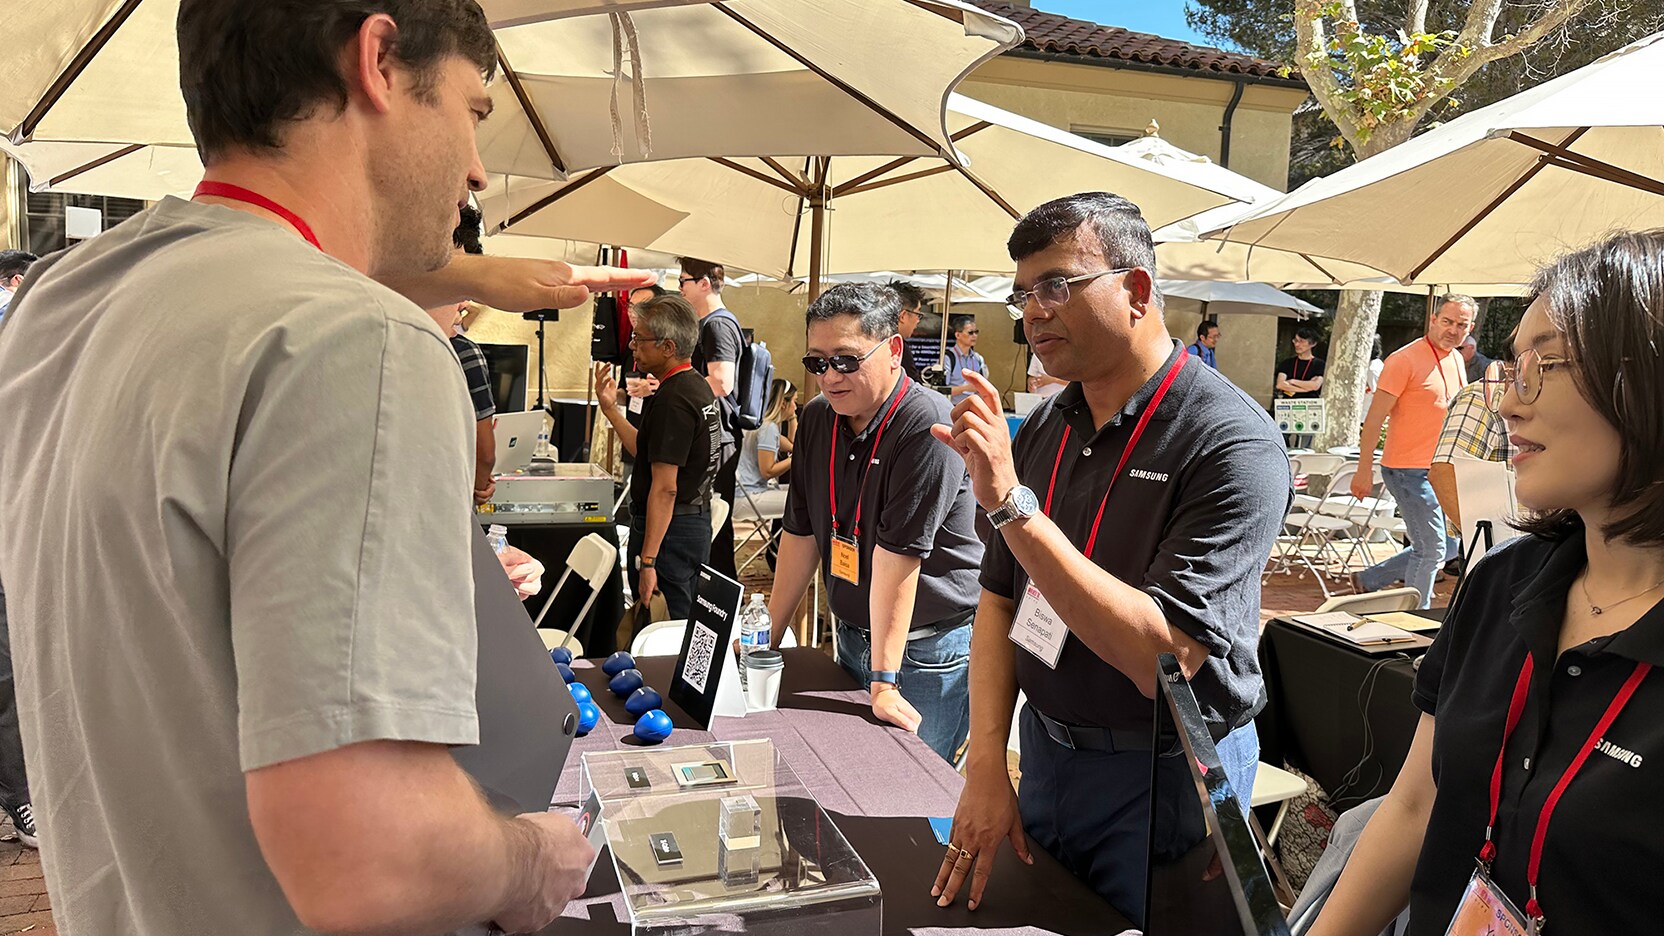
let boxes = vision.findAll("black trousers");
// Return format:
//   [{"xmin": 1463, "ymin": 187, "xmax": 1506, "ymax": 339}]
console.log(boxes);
[{"xmin": 0, "ymin": 581, "xmax": 28, "ymax": 808}]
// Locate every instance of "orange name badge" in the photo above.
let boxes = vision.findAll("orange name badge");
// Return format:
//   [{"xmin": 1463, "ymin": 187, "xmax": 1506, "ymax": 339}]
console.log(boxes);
[
  {"xmin": 1444, "ymin": 867, "xmax": 1530, "ymax": 936},
  {"xmin": 830, "ymin": 534, "xmax": 860, "ymax": 585}
]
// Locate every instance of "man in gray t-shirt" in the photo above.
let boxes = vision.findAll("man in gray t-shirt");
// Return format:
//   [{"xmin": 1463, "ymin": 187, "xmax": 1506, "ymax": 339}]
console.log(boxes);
[{"xmin": 0, "ymin": 4, "xmax": 648, "ymax": 935}]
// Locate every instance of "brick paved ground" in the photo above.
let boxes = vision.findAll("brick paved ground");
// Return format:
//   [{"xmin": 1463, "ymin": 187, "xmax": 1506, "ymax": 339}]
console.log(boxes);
[
  {"xmin": 1, "ymin": 532, "xmax": 1448, "ymax": 933},
  {"xmin": 0, "ymin": 820, "xmax": 50, "ymax": 936}
]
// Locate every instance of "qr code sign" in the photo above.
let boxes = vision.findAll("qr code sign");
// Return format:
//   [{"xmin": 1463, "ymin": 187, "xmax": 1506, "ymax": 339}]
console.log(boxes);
[{"xmin": 682, "ymin": 622, "xmax": 719, "ymax": 695}]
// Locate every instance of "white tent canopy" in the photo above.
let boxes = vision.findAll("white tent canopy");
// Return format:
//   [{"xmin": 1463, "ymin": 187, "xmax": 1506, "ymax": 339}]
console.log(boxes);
[
  {"xmin": 1205, "ymin": 31, "xmax": 1664, "ymax": 285},
  {"xmin": 5, "ymin": 0, "xmax": 1020, "ymax": 182},
  {"xmin": 478, "ymin": 94, "xmax": 1246, "ymax": 282},
  {"xmin": 964, "ymin": 275, "xmax": 1322, "ymax": 319}
]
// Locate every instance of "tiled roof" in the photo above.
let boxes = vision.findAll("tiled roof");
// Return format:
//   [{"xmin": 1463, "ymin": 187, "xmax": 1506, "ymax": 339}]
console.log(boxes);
[{"xmin": 972, "ymin": 1, "xmax": 1303, "ymax": 84}]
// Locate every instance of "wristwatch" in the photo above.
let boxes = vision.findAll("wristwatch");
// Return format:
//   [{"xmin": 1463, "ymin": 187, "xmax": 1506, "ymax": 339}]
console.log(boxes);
[
  {"xmin": 639, "ymin": 556, "xmax": 656, "ymax": 569},
  {"xmin": 871, "ymin": 670, "xmax": 902, "ymax": 688},
  {"xmin": 987, "ymin": 485, "xmax": 1040, "ymax": 529}
]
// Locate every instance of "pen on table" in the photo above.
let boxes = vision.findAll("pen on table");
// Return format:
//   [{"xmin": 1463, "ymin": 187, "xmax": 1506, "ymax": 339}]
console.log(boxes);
[{"xmin": 1345, "ymin": 618, "xmax": 1364, "ymax": 630}]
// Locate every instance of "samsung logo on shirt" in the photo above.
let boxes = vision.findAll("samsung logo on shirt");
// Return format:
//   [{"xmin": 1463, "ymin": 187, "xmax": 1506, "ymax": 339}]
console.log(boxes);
[
  {"xmin": 1596, "ymin": 737, "xmax": 1643, "ymax": 768},
  {"xmin": 1129, "ymin": 468, "xmax": 1170, "ymax": 483}
]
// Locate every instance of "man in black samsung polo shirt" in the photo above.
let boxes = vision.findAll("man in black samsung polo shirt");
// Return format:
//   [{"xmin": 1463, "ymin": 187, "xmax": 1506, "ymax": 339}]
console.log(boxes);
[
  {"xmin": 596, "ymin": 294, "xmax": 722, "ymax": 620},
  {"xmin": 930, "ymin": 193, "xmax": 1291, "ymax": 923},
  {"xmin": 765, "ymin": 284, "xmax": 983, "ymax": 764}
]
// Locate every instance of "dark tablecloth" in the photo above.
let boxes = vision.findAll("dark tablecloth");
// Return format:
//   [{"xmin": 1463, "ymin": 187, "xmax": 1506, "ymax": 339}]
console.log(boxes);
[
  {"xmin": 1255, "ymin": 619, "xmax": 1423, "ymax": 811},
  {"xmin": 544, "ymin": 649, "xmax": 1127, "ymax": 935},
  {"xmin": 504, "ymin": 524, "xmax": 626, "ymax": 658}
]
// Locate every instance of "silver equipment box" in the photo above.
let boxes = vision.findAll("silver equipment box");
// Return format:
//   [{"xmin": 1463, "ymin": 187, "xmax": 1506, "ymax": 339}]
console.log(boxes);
[{"xmin": 477, "ymin": 463, "xmax": 615, "ymax": 527}]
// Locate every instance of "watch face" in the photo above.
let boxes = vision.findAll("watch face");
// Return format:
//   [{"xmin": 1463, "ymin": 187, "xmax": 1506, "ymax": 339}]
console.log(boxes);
[{"xmin": 1013, "ymin": 486, "xmax": 1040, "ymax": 515}]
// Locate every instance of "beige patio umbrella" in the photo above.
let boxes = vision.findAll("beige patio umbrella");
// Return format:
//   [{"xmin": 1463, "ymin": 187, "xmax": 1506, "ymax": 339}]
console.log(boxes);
[
  {"xmin": 1203, "ymin": 31, "xmax": 1664, "ymax": 286},
  {"xmin": 5, "ymin": 0, "xmax": 1021, "ymax": 181},
  {"xmin": 476, "ymin": 93, "xmax": 1247, "ymax": 296}
]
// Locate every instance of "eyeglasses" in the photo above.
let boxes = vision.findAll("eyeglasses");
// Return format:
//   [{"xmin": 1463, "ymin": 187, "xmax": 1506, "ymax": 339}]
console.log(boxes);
[
  {"xmin": 628, "ymin": 333, "xmax": 664, "ymax": 347},
  {"xmin": 802, "ymin": 335, "xmax": 894, "ymax": 375},
  {"xmin": 1005, "ymin": 268, "xmax": 1134, "ymax": 316},
  {"xmin": 1487, "ymin": 348, "xmax": 1571, "ymax": 412},
  {"xmin": 678, "ymin": 276, "xmax": 701, "ymax": 286},
  {"xmin": 961, "ymin": 330, "xmax": 979, "ymax": 336}
]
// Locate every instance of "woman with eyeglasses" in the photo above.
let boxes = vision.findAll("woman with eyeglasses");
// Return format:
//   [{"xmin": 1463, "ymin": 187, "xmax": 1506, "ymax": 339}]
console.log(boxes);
[{"xmin": 1308, "ymin": 229, "xmax": 1664, "ymax": 936}]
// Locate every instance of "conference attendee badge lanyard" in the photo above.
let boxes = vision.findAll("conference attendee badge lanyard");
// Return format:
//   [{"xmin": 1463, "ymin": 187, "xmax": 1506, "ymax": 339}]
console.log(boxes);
[
  {"xmin": 1446, "ymin": 653, "xmax": 1651, "ymax": 936},
  {"xmin": 1011, "ymin": 349, "xmax": 1188, "ymax": 669},
  {"xmin": 828, "ymin": 378, "xmax": 910, "ymax": 586},
  {"xmin": 1427, "ymin": 337, "xmax": 1458, "ymax": 407},
  {"xmin": 193, "ymin": 181, "xmax": 322, "ymax": 250}
]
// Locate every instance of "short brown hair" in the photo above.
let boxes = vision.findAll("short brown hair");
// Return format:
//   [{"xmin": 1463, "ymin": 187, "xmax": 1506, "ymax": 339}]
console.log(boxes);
[
  {"xmin": 677, "ymin": 257, "xmax": 725, "ymax": 293},
  {"xmin": 178, "ymin": 0, "xmax": 497, "ymax": 163},
  {"xmin": 1516, "ymin": 229, "xmax": 1664, "ymax": 546}
]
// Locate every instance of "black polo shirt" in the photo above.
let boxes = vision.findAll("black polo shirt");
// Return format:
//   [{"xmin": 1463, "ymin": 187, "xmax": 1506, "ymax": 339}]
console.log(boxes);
[
  {"xmin": 1408, "ymin": 524, "xmax": 1664, "ymax": 934},
  {"xmin": 783, "ymin": 375, "xmax": 983, "ymax": 630},
  {"xmin": 630, "ymin": 369, "xmax": 721, "ymax": 517},
  {"xmin": 982, "ymin": 341, "xmax": 1290, "ymax": 735}
]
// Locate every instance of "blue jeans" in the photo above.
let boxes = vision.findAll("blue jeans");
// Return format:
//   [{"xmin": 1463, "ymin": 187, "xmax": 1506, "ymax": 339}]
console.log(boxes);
[
  {"xmin": 1017, "ymin": 705, "xmax": 1259, "ymax": 926},
  {"xmin": 834, "ymin": 618, "xmax": 972, "ymax": 764},
  {"xmin": 628, "ymin": 511, "xmax": 711, "ymax": 622},
  {"xmin": 1356, "ymin": 467, "xmax": 1459, "ymax": 609}
]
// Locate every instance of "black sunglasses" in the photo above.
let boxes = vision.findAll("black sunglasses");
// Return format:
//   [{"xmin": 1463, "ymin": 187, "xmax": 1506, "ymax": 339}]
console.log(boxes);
[{"xmin": 802, "ymin": 335, "xmax": 894, "ymax": 375}]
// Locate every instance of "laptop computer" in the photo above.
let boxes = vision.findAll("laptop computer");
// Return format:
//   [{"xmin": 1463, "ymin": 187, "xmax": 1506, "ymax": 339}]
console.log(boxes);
[
  {"xmin": 491, "ymin": 410, "xmax": 547, "ymax": 476},
  {"xmin": 1145, "ymin": 653, "xmax": 1291, "ymax": 936}
]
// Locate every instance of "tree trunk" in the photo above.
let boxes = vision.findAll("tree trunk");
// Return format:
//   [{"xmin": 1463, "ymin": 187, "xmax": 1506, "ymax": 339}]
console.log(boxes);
[{"xmin": 1316, "ymin": 289, "xmax": 1383, "ymax": 450}]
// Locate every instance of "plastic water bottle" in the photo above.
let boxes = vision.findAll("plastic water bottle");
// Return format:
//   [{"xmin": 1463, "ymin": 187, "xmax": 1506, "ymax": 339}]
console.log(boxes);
[
  {"xmin": 486, "ymin": 524, "xmax": 509, "ymax": 555},
  {"xmin": 738, "ymin": 594, "xmax": 772, "ymax": 687}
]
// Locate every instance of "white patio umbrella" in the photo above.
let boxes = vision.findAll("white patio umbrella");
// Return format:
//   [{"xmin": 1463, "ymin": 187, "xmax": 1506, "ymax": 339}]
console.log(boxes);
[
  {"xmin": 5, "ymin": 0, "xmax": 1021, "ymax": 181},
  {"xmin": 728, "ymin": 270, "xmax": 999, "ymax": 302},
  {"xmin": 965, "ymin": 275, "xmax": 1323, "ymax": 319},
  {"xmin": 477, "ymin": 94, "xmax": 1247, "ymax": 293},
  {"xmin": 1204, "ymin": 31, "xmax": 1664, "ymax": 285}
]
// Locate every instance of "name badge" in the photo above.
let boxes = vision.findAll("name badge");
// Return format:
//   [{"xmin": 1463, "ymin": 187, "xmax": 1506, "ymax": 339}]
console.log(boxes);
[
  {"xmin": 628, "ymin": 394, "xmax": 645, "ymax": 415},
  {"xmin": 1445, "ymin": 865, "xmax": 1530, "ymax": 936},
  {"xmin": 830, "ymin": 534, "xmax": 860, "ymax": 585},
  {"xmin": 1010, "ymin": 580, "xmax": 1066, "ymax": 669}
]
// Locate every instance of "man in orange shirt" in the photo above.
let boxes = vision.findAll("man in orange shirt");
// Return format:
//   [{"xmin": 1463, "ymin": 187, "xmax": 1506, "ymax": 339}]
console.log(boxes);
[{"xmin": 1351, "ymin": 296, "xmax": 1475, "ymax": 607}]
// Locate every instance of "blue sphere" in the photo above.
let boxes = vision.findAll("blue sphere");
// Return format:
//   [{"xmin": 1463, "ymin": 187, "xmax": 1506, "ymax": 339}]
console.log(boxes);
[
  {"xmin": 609, "ymin": 667, "xmax": 645, "ymax": 697},
  {"xmin": 633, "ymin": 709, "xmax": 673, "ymax": 744},
  {"xmin": 549, "ymin": 646, "xmax": 574, "ymax": 665},
  {"xmin": 602, "ymin": 651, "xmax": 636, "ymax": 676},
  {"xmin": 555, "ymin": 662, "xmax": 576, "ymax": 684},
  {"xmin": 576, "ymin": 701, "xmax": 601, "ymax": 736},
  {"xmin": 625, "ymin": 686, "xmax": 663, "ymax": 716},
  {"xmin": 568, "ymin": 682, "xmax": 593, "ymax": 705}
]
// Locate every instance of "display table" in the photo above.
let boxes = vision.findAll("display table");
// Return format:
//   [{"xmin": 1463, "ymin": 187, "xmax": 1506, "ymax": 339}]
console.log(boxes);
[
  {"xmin": 1255, "ymin": 618, "xmax": 1425, "ymax": 811},
  {"xmin": 545, "ymin": 648, "xmax": 1126, "ymax": 935}
]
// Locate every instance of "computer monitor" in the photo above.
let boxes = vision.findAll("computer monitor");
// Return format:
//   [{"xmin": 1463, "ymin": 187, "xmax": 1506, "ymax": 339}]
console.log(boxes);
[{"xmin": 1145, "ymin": 653, "xmax": 1291, "ymax": 936}]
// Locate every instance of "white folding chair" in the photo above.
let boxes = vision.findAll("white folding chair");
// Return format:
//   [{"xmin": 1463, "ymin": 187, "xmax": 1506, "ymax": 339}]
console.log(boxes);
[
  {"xmin": 538, "ymin": 629, "xmax": 585, "ymax": 658},
  {"xmin": 1315, "ymin": 586, "xmax": 1422, "ymax": 615},
  {"xmin": 530, "ymin": 532, "xmax": 618, "ymax": 654},
  {"xmin": 632, "ymin": 619, "xmax": 688, "ymax": 657},
  {"xmin": 708, "ymin": 495, "xmax": 730, "ymax": 543},
  {"xmin": 1290, "ymin": 453, "xmax": 1348, "ymax": 513},
  {"xmin": 734, "ymin": 486, "xmax": 788, "ymax": 575}
]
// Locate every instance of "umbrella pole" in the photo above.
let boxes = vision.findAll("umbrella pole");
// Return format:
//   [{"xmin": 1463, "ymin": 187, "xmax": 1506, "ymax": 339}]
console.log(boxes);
[
  {"xmin": 808, "ymin": 196, "xmax": 825, "ymax": 301},
  {"xmin": 939, "ymin": 270, "xmax": 956, "ymax": 380}
]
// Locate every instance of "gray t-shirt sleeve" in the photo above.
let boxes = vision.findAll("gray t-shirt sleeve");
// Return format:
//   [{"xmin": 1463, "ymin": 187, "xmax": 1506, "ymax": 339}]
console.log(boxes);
[
  {"xmin": 227, "ymin": 298, "xmax": 479, "ymax": 771},
  {"xmin": 1141, "ymin": 438, "xmax": 1291, "ymax": 658}
]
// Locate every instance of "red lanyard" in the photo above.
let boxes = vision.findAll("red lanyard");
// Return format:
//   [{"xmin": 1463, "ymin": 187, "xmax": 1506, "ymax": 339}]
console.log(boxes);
[
  {"xmin": 829, "ymin": 377, "xmax": 911, "ymax": 539},
  {"xmin": 1480, "ymin": 653, "xmax": 1652, "ymax": 923},
  {"xmin": 1426, "ymin": 337, "xmax": 1456, "ymax": 402},
  {"xmin": 1293, "ymin": 356, "xmax": 1315, "ymax": 382},
  {"xmin": 661, "ymin": 363, "xmax": 693, "ymax": 381},
  {"xmin": 1042, "ymin": 348, "xmax": 1188, "ymax": 558},
  {"xmin": 193, "ymin": 181, "xmax": 322, "ymax": 250}
]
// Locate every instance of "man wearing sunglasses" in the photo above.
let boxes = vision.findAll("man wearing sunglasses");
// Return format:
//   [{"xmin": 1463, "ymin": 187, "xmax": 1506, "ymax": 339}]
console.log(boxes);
[
  {"xmin": 944, "ymin": 315, "xmax": 990, "ymax": 400},
  {"xmin": 928, "ymin": 193, "xmax": 1289, "ymax": 924},
  {"xmin": 764, "ymin": 284, "xmax": 983, "ymax": 765}
]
